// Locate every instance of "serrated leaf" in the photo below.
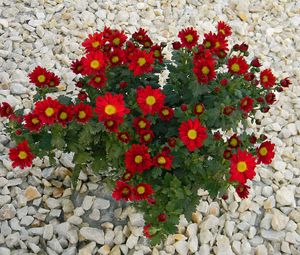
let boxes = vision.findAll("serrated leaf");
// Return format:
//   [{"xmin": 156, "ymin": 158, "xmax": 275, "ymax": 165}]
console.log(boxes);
[
  {"xmin": 57, "ymin": 95, "xmax": 73, "ymax": 105},
  {"xmin": 71, "ymin": 164, "xmax": 82, "ymax": 188}
]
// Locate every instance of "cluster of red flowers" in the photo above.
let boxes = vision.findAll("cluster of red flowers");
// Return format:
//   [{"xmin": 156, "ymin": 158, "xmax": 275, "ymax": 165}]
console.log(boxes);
[{"xmin": 28, "ymin": 66, "xmax": 60, "ymax": 88}]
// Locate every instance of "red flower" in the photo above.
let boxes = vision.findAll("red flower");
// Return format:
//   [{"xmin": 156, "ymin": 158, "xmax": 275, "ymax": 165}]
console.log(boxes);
[
  {"xmin": 158, "ymin": 106, "xmax": 174, "ymax": 121},
  {"xmin": 223, "ymin": 106, "xmax": 236, "ymax": 116},
  {"xmin": 223, "ymin": 149, "xmax": 232, "ymax": 160},
  {"xmin": 229, "ymin": 149, "xmax": 257, "ymax": 184},
  {"xmin": 251, "ymin": 57, "xmax": 261, "ymax": 67},
  {"xmin": 150, "ymin": 44, "xmax": 163, "ymax": 63},
  {"xmin": 71, "ymin": 59, "xmax": 84, "ymax": 74},
  {"xmin": 212, "ymin": 35, "xmax": 229, "ymax": 56},
  {"xmin": 57, "ymin": 105, "xmax": 74, "ymax": 127},
  {"xmin": 95, "ymin": 92, "xmax": 129, "ymax": 124},
  {"xmin": 112, "ymin": 181, "xmax": 133, "ymax": 201},
  {"xmin": 121, "ymin": 171, "xmax": 133, "ymax": 182},
  {"xmin": 81, "ymin": 51, "xmax": 106, "ymax": 75},
  {"xmin": 117, "ymin": 132, "xmax": 130, "ymax": 144},
  {"xmin": 178, "ymin": 27, "xmax": 199, "ymax": 49},
  {"xmin": 34, "ymin": 97, "xmax": 60, "ymax": 125},
  {"xmin": 193, "ymin": 58, "xmax": 216, "ymax": 84},
  {"xmin": 133, "ymin": 117, "xmax": 151, "ymax": 134},
  {"xmin": 109, "ymin": 29, "xmax": 127, "ymax": 48},
  {"xmin": 140, "ymin": 129, "xmax": 154, "ymax": 144},
  {"xmin": 249, "ymin": 135, "xmax": 257, "ymax": 144},
  {"xmin": 194, "ymin": 103, "xmax": 205, "ymax": 115},
  {"xmin": 260, "ymin": 69, "xmax": 276, "ymax": 88},
  {"xmin": 82, "ymin": 32, "xmax": 105, "ymax": 52},
  {"xmin": 217, "ymin": 21, "xmax": 232, "ymax": 37},
  {"xmin": 119, "ymin": 81, "xmax": 128, "ymax": 89},
  {"xmin": 143, "ymin": 224, "xmax": 153, "ymax": 238},
  {"xmin": 125, "ymin": 144, "xmax": 152, "ymax": 174},
  {"xmin": 133, "ymin": 183, "xmax": 154, "ymax": 200},
  {"xmin": 228, "ymin": 134, "xmax": 241, "ymax": 148},
  {"xmin": 213, "ymin": 131, "xmax": 222, "ymax": 141},
  {"xmin": 256, "ymin": 141, "xmax": 275, "ymax": 165},
  {"xmin": 0, "ymin": 102, "xmax": 13, "ymax": 117},
  {"xmin": 168, "ymin": 137, "xmax": 177, "ymax": 148},
  {"xmin": 108, "ymin": 48, "xmax": 126, "ymax": 67},
  {"xmin": 142, "ymin": 35, "xmax": 153, "ymax": 48},
  {"xmin": 228, "ymin": 56, "xmax": 249, "ymax": 75},
  {"xmin": 74, "ymin": 103, "xmax": 93, "ymax": 124},
  {"xmin": 178, "ymin": 118, "xmax": 208, "ymax": 152},
  {"xmin": 220, "ymin": 78, "xmax": 228, "ymax": 86},
  {"xmin": 24, "ymin": 112, "xmax": 43, "ymax": 132},
  {"xmin": 153, "ymin": 152, "xmax": 173, "ymax": 170},
  {"xmin": 48, "ymin": 72, "xmax": 60, "ymax": 87},
  {"xmin": 88, "ymin": 72, "xmax": 107, "ymax": 89},
  {"xmin": 172, "ymin": 41, "xmax": 182, "ymax": 50},
  {"xmin": 181, "ymin": 104, "xmax": 188, "ymax": 111},
  {"xmin": 157, "ymin": 213, "xmax": 167, "ymax": 222},
  {"xmin": 28, "ymin": 66, "xmax": 50, "ymax": 87},
  {"xmin": 132, "ymin": 28, "xmax": 148, "ymax": 43},
  {"xmin": 265, "ymin": 93, "xmax": 276, "ymax": 105},
  {"xmin": 280, "ymin": 77, "xmax": 291, "ymax": 88},
  {"xmin": 244, "ymin": 72, "xmax": 255, "ymax": 81},
  {"xmin": 128, "ymin": 49, "xmax": 154, "ymax": 76},
  {"xmin": 9, "ymin": 140, "xmax": 34, "ymax": 169},
  {"xmin": 203, "ymin": 32, "xmax": 217, "ymax": 51},
  {"xmin": 136, "ymin": 85, "xmax": 165, "ymax": 115},
  {"xmin": 240, "ymin": 96, "xmax": 254, "ymax": 113},
  {"xmin": 239, "ymin": 42, "xmax": 248, "ymax": 52},
  {"xmin": 104, "ymin": 119, "xmax": 119, "ymax": 132},
  {"xmin": 236, "ymin": 184, "xmax": 250, "ymax": 199}
]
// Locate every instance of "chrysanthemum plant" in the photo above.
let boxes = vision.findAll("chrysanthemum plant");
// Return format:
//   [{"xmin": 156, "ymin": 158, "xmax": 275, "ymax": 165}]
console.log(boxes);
[{"xmin": 1, "ymin": 22, "xmax": 291, "ymax": 245}]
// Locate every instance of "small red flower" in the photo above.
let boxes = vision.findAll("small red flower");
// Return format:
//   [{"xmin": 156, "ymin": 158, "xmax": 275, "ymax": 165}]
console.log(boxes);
[
  {"xmin": 236, "ymin": 184, "xmax": 250, "ymax": 199},
  {"xmin": 112, "ymin": 181, "xmax": 133, "ymax": 201},
  {"xmin": 256, "ymin": 141, "xmax": 275, "ymax": 165},
  {"xmin": 128, "ymin": 49, "xmax": 154, "ymax": 76},
  {"xmin": 150, "ymin": 44, "xmax": 163, "ymax": 63},
  {"xmin": 88, "ymin": 72, "xmax": 107, "ymax": 89},
  {"xmin": 108, "ymin": 48, "xmax": 126, "ymax": 67},
  {"xmin": 172, "ymin": 41, "xmax": 182, "ymax": 50},
  {"xmin": 244, "ymin": 72, "xmax": 255, "ymax": 81},
  {"xmin": 178, "ymin": 27, "xmax": 199, "ymax": 49},
  {"xmin": 9, "ymin": 140, "xmax": 34, "ymax": 169},
  {"xmin": 193, "ymin": 58, "xmax": 216, "ymax": 84},
  {"xmin": 57, "ymin": 105, "xmax": 74, "ymax": 127},
  {"xmin": 143, "ymin": 224, "xmax": 153, "ymax": 238},
  {"xmin": 167, "ymin": 137, "xmax": 177, "ymax": 148},
  {"xmin": 251, "ymin": 57, "xmax": 261, "ymax": 67},
  {"xmin": 228, "ymin": 56, "xmax": 249, "ymax": 75},
  {"xmin": 142, "ymin": 35, "xmax": 153, "ymax": 48},
  {"xmin": 132, "ymin": 28, "xmax": 148, "ymax": 44},
  {"xmin": 0, "ymin": 102, "xmax": 13, "ymax": 117},
  {"xmin": 213, "ymin": 131, "xmax": 222, "ymax": 141},
  {"xmin": 133, "ymin": 183, "xmax": 154, "ymax": 201},
  {"xmin": 104, "ymin": 119, "xmax": 119, "ymax": 133},
  {"xmin": 158, "ymin": 106, "xmax": 174, "ymax": 121},
  {"xmin": 140, "ymin": 129, "xmax": 154, "ymax": 144},
  {"xmin": 48, "ymin": 72, "xmax": 60, "ymax": 87},
  {"xmin": 133, "ymin": 117, "xmax": 151, "ymax": 134},
  {"xmin": 117, "ymin": 132, "xmax": 130, "ymax": 144},
  {"xmin": 109, "ymin": 29, "xmax": 127, "ymax": 48},
  {"xmin": 74, "ymin": 103, "xmax": 93, "ymax": 124},
  {"xmin": 28, "ymin": 66, "xmax": 50, "ymax": 87},
  {"xmin": 82, "ymin": 32, "xmax": 105, "ymax": 52},
  {"xmin": 180, "ymin": 104, "xmax": 188, "ymax": 111},
  {"xmin": 220, "ymin": 78, "xmax": 228, "ymax": 86},
  {"xmin": 228, "ymin": 134, "xmax": 241, "ymax": 148},
  {"xmin": 217, "ymin": 21, "xmax": 232, "ymax": 37},
  {"xmin": 239, "ymin": 42, "xmax": 248, "ymax": 52},
  {"xmin": 71, "ymin": 59, "xmax": 84, "ymax": 74},
  {"xmin": 81, "ymin": 51, "xmax": 106, "ymax": 75},
  {"xmin": 34, "ymin": 97, "xmax": 60, "ymax": 125},
  {"xmin": 125, "ymin": 144, "xmax": 152, "ymax": 174},
  {"xmin": 121, "ymin": 171, "xmax": 133, "ymax": 182},
  {"xmin": 157, "ymin": 213, "xmax": 167, "ymax": 222},
  {"xmin": 260, "ymin": 69, "xmax": 276, "ymax": 88},
  {"xmin": 223, "ymin": 149, "xmax": 232, "ymax": 160},
  {"xmin": 223, "ymin": 106, "xmax": 236, "ymax": 116},
  {"xmin": 194, "ymin": 103, "xmax": 205, "ymax": 115},
  {"xmin": 153, "ymin": 152, "xmax": 173, "ymax": 170},
  {"xmin": 265, "ymin": 93, "xmax": 276, "ymax": 105},
  {"xmin": 240, "ymin": 96, "xmax": 254, "ymax": 113},
  {"xmin": 24, "ymin": 112, "xmax": 43, "ymax": 132},
  {"xmin": 119, "ymin": 81, "xmax": 128, "ymax": 89},
  {"xmin": 249, "ymin": 135, "xmax": 257, "ymax": 144},
  {"xmin": 280, "ymin": 77, "xmax": 291, "ymax": 88}
]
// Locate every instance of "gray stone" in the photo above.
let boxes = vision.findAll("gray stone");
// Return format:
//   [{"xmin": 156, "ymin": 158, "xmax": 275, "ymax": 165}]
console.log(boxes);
[
  {"xmin": 62, "ymin": 247, "xmax": 76, "ymax": 255},
  {"xmin": 10, "ymin": 83, "xmax": 28, "ymax": 95},
  {"xmin": 43, "ymin": 224, "xmax": 54, "ymax": 240},
  {"xmin": 82, "ymin": 195, "xmax": 95, "ymax": 211},
  {"xmin": 89, "ymin": 209, "xmax": 101, "ymax": 221},
  {"xmin": 5, "ymin": 232, "xmax": 20, "ymax": 248},
  {"xmin": 46, "ymin": 198, "xmax": 61, "ymax": 209},
  {"xmin": 93, "ymin": 198, "xmax": 110, "ymax": 210},
  {"xmin": 0, "ymin": 204, "xmax": 16, "ymax": 220},
  {"xmin": 0, "ymin": 247, "xmax": 10, "ymax": 255},
  {"xmin": 0, "ymin": 195, "xmax": 11, "ymax": 206},
  {"xmin": 80, "ymin": 227, "xmax": 105, "ymax": 244},
  {"xmin": 261, "ymin": 229, "xmax": 286, "ymax": 242}
]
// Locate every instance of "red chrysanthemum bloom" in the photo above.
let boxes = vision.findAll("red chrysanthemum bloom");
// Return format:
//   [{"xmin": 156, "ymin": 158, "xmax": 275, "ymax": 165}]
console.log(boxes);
[
  {"xmin": 178, "ymin": 118, "xmax": 208, "ymax": 152},
  {"xmin": 82, "ymin": 32, "xmax": 105, "ymax": 52},
  {"xmin": 142, "ymin": 35, "xmax": 153, "ymax": 48},
  {"xmin": 244, "ymin": 72, "xmax": 255, "ymax": 81},
  {"xmin": 9, "ymin": 140, "xmax": 34, "ymax": 169},
  {"xmin": 153, "ymin": 151, "xmax": 173, "ymax": 170},
  {"xmin": 236, "ymin": 184, "xmax": 250, "ymax": 199},
  {"xmin": 228, "ymin": 56, "xmax": 249, "ymax": 75},
  {"xmin": 133, "ymin": 117, "xmax": 151, "ymax": 134},
  {"xmin": 108, "ymin": 48, "xmax": 127, "ymax": 67},
  {"xmin": 213, "ymin": 36, "xmax": 229, "ymax": 57},
  {"xmin": 81, "ymin": 51, "xmax": 106, "ymax": 75},
  {"xmin": 178, "ymin": 27, "xmax": 199, "ymax": 49},
  {"xmin": 112, "ymin": 181, "xmax": 133, "ymax": 201},
  {"xmin": 280, "ymin": 77, "xmax": 292, "ymax": 88},
  {"xmin": 109, "ymin": 29, "xmax": 127, "ymax": 48},
  {"xmin": 223, "ymin": 149, "xmax": 232, "ymax": 160},
  {"xmin": 136, "ymin": 85, "xmax": 165, "ymax": 115},
  {"xmin": 223, "ymin": 106, "xmax": 236, "ymax": 116},
  {"xmin": 117, "ymin": 132, "xmax": 131, "ymax": 144},
  {"xmin": 132, "ymin": 28, "xmax": 148, "ymax": 44},
  {"xmin": 88, "ymin": 72, "xmax": 107, "ymax": 89},
  {"xmin": 71, "ymin": 59, "xmax": 84, "ymax": 74},
  {"xmin": 28, "ymin": 66, "xmax": 50, "ymax": 87},
  {"xmin": 193, "ymin": 58, "xmax": 216, "ymax": 84},
  {"xmin": 95, "ymin": 92, "xmax": 129, "ymax": 124},
  {"xmin": 57, "ymin": 105, "xmax": 74, "ymax": 127},
  {"xmin": 251, "ymin": 57, "xmax": 262, "ymax": 67},
  {"xmin": 150, "ymin": 44, "xmax": 163, "ymax": 63},
  {"xmin": 128, "ymin": 49, "xmax": 154, "ymax": 76},
  {"xmin": 158, "ymin": 106, "xmax": 174, "ymax": 121},
  {"xmin": 228, "ymin": 134, "xmax": 241, "ymax": 148},
  {"xmin": 240, "ymin": 96, "xmax": 254, "ymax": 113},
  {"xmin": 133, "ymin": 183, "xmax": 154, "ymax": 201},
  {"xmin": 217, "ymin": 21, "xmax": 232, "ymax": 37},
  {"xmin": 143, "ymin": 224, "xmax": 153, "ymax": 238},
  {"xmin": 256, "ymin": 141, "xmax": 275, "ymax": 165},
  {"xmin": 121, "ymin": 171, "xmax": 134, "ymax": 182},
  {"xmin": 24, "ymin": 112, "xmax": 43, "ymax": 132},
  {"xmin": 229, "ymin": 149, "xmax": 257, "ymax": 184},
  {"xmin": 74, "ymin": 103, "xmax": 93, "ymax": 124},
  {"xmin": 194, "ymin": 103, "xmax": 205, "ymax": 115},
  {"xmin": 265, "ymin": 93, "xmax": 276, "ymax": 105},
  {"xmin": 104, "ymin": 119, "xmax": 119, "ymax": 133},
  {"xmin": 139, "ymin": 129, "xmax": 154, "ymax": 144},
  {"xmin": 34, "ymin": 97, "xmax": 60, "ymax": 125},
  {"xmin": 124, "ymin": 144, "xmax": 152, "ymax": 174},
  {"xmin": 260, "ymin": 69, "xmax": 276, "ymax": 88},
  {"xmin": 167, "ymin": 137, "xmax": 177, "ymax": 148},
  {"xmin": 157, "ymin": 213, "xmax": 167, "ymax": 222},
  {"xmin": 48, "ymin": 72, "xmax": 60, "ymax": 87},
  {"xmin": 220, "ymin": 78, "xmax": 228, "ymax": 86},
  {"xmin": 0, "ymin": 102, "xmax": 13, "ymax": 117}
]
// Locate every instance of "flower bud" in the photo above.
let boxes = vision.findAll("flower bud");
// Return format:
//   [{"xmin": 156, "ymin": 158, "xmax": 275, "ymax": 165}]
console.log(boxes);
[
  {"xmin": 233, "ymin": 44, "xmax": 240, "ymax": 51},
  {"xmin": 249, "ymin": 135, "xmax": 257, "ymax": 144},
  {"xmin": 157, "ymin": 213, "xmax": 167, "ymax": 222},
  {"xmin": 167, "ymin": 137, "xmax": 177, "ymax": 148},
  {"xmin": 181, "ymin": 104, "xmax": 188, "ymax": 111},
  {"xmin": 251, "ymin": 57, "xmax": 261, "ymax": 67},
  {"xmin": 172, "ymin": 41, "xmax": 181, "ymax": 50},
  {"xmin": 265, "ymin": 93, "xmax": 276, "ymax": 105},
  {"xmin": 280, "ymin": 77, "xmax": 291, "ymax": 88},
  {"xmin": 239, "ymin": 42, "xmax": 248, "ymax": 52},
  {"xmin": 220, "ymin": 78, "xmax": 228, "ymax": 86}
]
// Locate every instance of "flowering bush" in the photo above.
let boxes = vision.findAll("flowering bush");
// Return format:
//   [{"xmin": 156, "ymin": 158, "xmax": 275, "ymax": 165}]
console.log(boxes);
[{"xmin": 0, "ymin": 22, "xmax": 291, "ymax": 244}]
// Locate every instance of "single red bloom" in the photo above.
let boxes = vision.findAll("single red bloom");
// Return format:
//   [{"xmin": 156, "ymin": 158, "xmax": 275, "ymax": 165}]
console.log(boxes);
[
  {"xmin": 142, "ymin": 35, "xmax": 153, "ymax": 48},
  {"xmin": 57, "ymin": 105, "xmax": 74, "ymax": 127},
  {"xmin": 81, "ymin": 51, "xmax": 106, "ymax": 75},
  {"xmin": 34, "ymin": 97, "xmax": 60, "ymax": 125},
  {"xmin": 112, "ymin": 181, "xmax": 133, "ymax": 201},
  {"xmin": 249, "ymin": 135, "xmax": 257, "ymax": 144},
  {"xmin": 178, "ymin": 118, "xmax": 208, "ymax": 152},
  {"xmin": 143, "ymin": 224, "xmax": 153, "ymax": 238},
  {"xmin": 252, "ymin": 79, "xmax": 259, "ymax": 86},
  {"xmin": 251, "ymin": 57, "xmax": 261, "ymax": 67},
  {"xmin": 157, "ymin": 213, "xmax": 167, "ymax": 222},
  {"xmin": 233, "ymin": 44, "xmax": 240, "ymax": 51},
  {"xmin": 109, "ymin": 29, "xmax": 127, "ymax": 48},
  {"xmin": 88, "ymin": 72, "xmax": 107, "ymax": 89},
  {"xmin": 9, "ymin": 140, "xmax": 34, "ymax": 169},
  {"xmin": 128, "ymin": 49, "xmax": 154, "ymax": 76},
  {"xmin": 260, "ymin": 69, "xmax": 276, "ymax": 88},
  {"xmin": 28, "ymin": 66, "xmax": 50, "ymax": 87},
  {"xmin": 117, "ymin": 132, "xmax": 130, "ymax": 144},
  {"xmin": 74, "ymin": 103, "xmax": 93, "ymax": 124},
  {"xmin": 162, "ymin": 146, "xmax": 171, "ymax": 154},
  {"xmin": 178, "ymin": 27, "xmax": 199, "ymax": 49},
  {"xmin": 239, "ymin": 42, "xmax": 248, "ymax": 52},
  {"xmin": 139, "ymin": 129, "xmax": 154, "ymax": 144},
  {"xmin": 194, "ymin": 103, "xmax": 205, "ymax": 115},
  {"xmin": 104, "ymin": 119, "xmax": 119, "ymax": 133},
  {"xmin": 265, "ymin": 93, "xmax": 276, "ymax": 105},
  {"xmin": 180, "ymin": 104, "xmax": 188, "ymax": 111},
  {"xmin": 172, "ymin": 41, "xmax": 182, "ymax": 50},
  {"xmin": 124, "ymin": 144, "xmax": 152, "ymax": 174},
  {"xmin": 121, "ymin": 171, "xmax": 134, "ymax": 182},
  {"xmin": 244, "ymin": 72, "xmax": 255, "ymax": 81},
  {"xmin": 71, "ymin": 59, "xmax": 84, "ymax": 74},
  {"xmin": 260, "ymin": 134, "xmax": 268, "ymax": 141},
  {"xmin": 95, "ymin": 92, "xmax": 129, "ymax": 124},
  {"xmin": 15, "ymin": 129, "xmax": 22, "ymax": 136},
  {"xmin": 280, "ymin": 77, "xmax": 291, "ymax": 88},
  {"xmin": 158, "ymin": 106, "xmax": 174, "ymax": 121},
  {"xmin": 213, "ymin": 131, "xmax": 222, "ymax": 141},
  {"xmin": 78, "ymin": 91, "xmax": 88, "ymax": 101},
  {"xmin": 229, "ymin": 149, "xmax": 257, "ymax": 184},
  {"xmin": 133, "ymin": 183, "xmax": 154, "ymax": 201},
  {"xmin": 24, "ymin": 112, "xmax": 43, "ymax": 132},
  {"xmin": 203, "ymin": 32, "xmax": 217, "ymax": 51},
  {"xmin": 193, "ymin": 58, "xmax": 216, "ymax": 84},
  {"xmin": 151, "ymin": 44, "xmax": 163, "ymax": 63},
  {"xmin": 133, "ymin": 116, "xmax": 151, "ymax": 134},
  {"xmin": 223, "ymin": 106, "xmax": 236, "ymax": 116},
  {"xmin": 240, "ymin": 96, "xmax": 254, "ymax": 113},
  {"xmin": 256, "ymin": 141, "xmax": 275, "ymax": 165},
  {"xmin": 132, "ymin": 28, "xmax": 148, "ymax": 43},
  {"xmin": 48, "ymin": 72, "xmax": 60, "ymax": 87},
  {"xmin": 220, "ymin": 78, "xmax": 228, "ymax": 86},
  {"xmin": 236, "ymin": 184, "xmax": 250, "ymax": 199},
  {"xmin": 168, "ymin": 137, "xmax": 177, "ymax": 148},
  {"xmin": 108, "ymin": 48, "xmax": 126, "ymax": 67},
  {"xmin": 0, "ymin": 102, "xmax": 13, "ymax": 117},
  {"xmin": 228, "ymin": 134, "xmax": 241, "ymax": 148},
  {"xmin": 228, "ymin": 56, "xmax": 249, "ymax": 75},
  {"xmin": 153, "ymin": 151, "xmax": 173, "ymax": 170},
  {"xmin": 217, "ymin": 21, "xmax": 232, "ymax": 37},
  {"xmin": 256, "ymin": 97, "xmax": 264, "ymax": 103},
  {"xmin": 223, "ymin": 149, "xmax": 232, "ymax": 160},
  {"xmin": 82, "ymin": 32, "xmax": 106, "ymax": 52},
  {"xmin": 136, "ymin": 85, "xmax": 165, "ymax": 115},
  {"xmin": 213, "ymin": 35, "xmax": 229, "ymax": 56}
]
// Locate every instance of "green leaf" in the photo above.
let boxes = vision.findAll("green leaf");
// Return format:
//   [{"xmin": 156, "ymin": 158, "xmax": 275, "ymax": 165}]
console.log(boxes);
[
  {"xmin": 71, "ymin": 164, "xmax": 82, "ymax": 188},
  {"xmin": 57, "ymin": 95, "xmax": 73, "ymax": 105},
  {"xmin": 74, "ymin": 151, "xmax": 92, "ymax": 164},
  {"xmin": 91, "ymin": 156, "xmax": 108, "ymax": 173}
]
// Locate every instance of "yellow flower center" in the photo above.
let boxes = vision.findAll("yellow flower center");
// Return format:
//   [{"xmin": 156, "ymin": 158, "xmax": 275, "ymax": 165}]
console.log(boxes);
[
  {"xmin": 134, "ymin": 155, "xmax": 143, "ymax": 164},
  {"xmin": 106, "ymin": 120, "xmax": 114, "ymax": 127},
  {"xmin": 185, "ymin": 34, "xmax": 193, "ymax": 42},
  {"xmin": 144, "ymin": 41, "xmax": 151, "ymax": 47},
  {"xmin": 231, "ymin": 63, "xmax": 240, "ymax": 72},
  {"xmin": 137, "ymin": 186, "xmax": 145, "ymax": 194},
  {"xmin": 154, "ymin": 50, "xmax": 160, "ymax": 57},
  {"xmin": 187, "ymin": 129, "xmax": 197, "ymax": 140},
  {"xmin": 230, "ymin": 138, "xmax": 238, "ymax": 147},
  {"xmin": 146, "ymin": 96, "xmax": 156, "ymax": 106},
  {"xmin": 94, "ymin": 77, "xmax": 101, "ymax": 83},
  {"xmin": 78, "ymin": 111, "xmax": 86, "ymax": 119},
  {"xmin": 111, "ymin": 56, "xmax": 119, "ymax": 63},
  {"xmin": 32, "ymin": 117, "xmax": 39, "ymax": 124},
  {"xmin": 113, "ymin": 37, "xmax": 120, "ymax": 45},
  {"xmin": 37, "ymin": 75, "xmax": 46, "ymax": 83},
  {"xmin": 105, "ymin": 104, "xmax": 116, "ymax": 115},
  {"xmin": 215, "ymin": 41, "xmax": 220, "ymax": 48},
  {"xmin": 219, "ymin": 29, "xmax": 225, "ymax": 35},
  {"xmin": 237, "ymin": 161, "xmax": 247, "ymax": 172},
  {"xmin": 138, "ymin": 121, "xmax": 146, "ymax": 129},
  {"xmin": 137, "ymin": 57, "xmax": 146, "ymax": 66},
  {"xmin": 143, "ymin": 134, "xmax": 151, "ymax": 141},
  {"xmin": 18, "ymin": 151, "xmax": 28, "ymax": 160},
  {"xmin": 49, "ymin": 81, "xmax": 55, "ymax": 87},
  {"xmin": 263, "ymin": 75, "xmax": 268, "ymax": 83},
  {"xmin": 204, "ymin": 41, "xmax": 211, "ymax": 48},
  {"xmin": 124, "ymin": 173, "xmax": 131, "ymax": 180},
  {"xmin": 92, "ymin": 41, "xmax": 100, "ymax": 48},
  {"xmin": 162, "ymin": 109, "xmax": 169, "ymax": 116},
  {"xmin": 201, "ymin": 66, "xmax": 210, "ymax": 75},
  {"xmin": 122, "ymin": 187, "xmax": 129, "ymax": 195},
  {"xmin": 196, "ymin": 104, "xmax": 203, "ymax": 113},
  {"xmin": 158, "ymin": 156, "xmax": 166, "ymax": 165},
  {"xmin": 45, "ymin": 107, "xmax": 54, "ymax": 117},
  {"xmin": 259, "ymin": 147, "xmax": 268, "ymax": 156},
  {"xmin": 59, "ymin": 112, "xmax": 67, "ymax": 120},
  {"xmin": 90, "ymin": 60, "xmax": 100, "ymax": 69}
]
